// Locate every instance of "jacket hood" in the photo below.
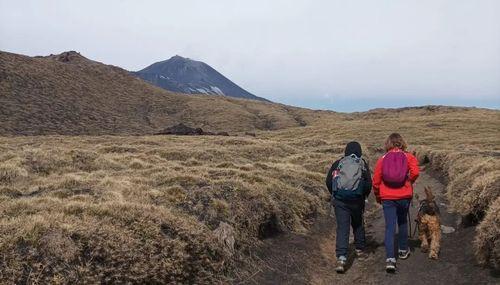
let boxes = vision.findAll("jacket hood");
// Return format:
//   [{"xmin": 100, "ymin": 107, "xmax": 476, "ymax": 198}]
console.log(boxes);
[{"xmin": 345, "ymin": 141, "xmax": 362, "ymax": 157}]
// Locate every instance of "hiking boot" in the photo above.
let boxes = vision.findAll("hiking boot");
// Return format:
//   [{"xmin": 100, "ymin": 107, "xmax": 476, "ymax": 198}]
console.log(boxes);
[
  {"xmin": 355, "ymin": 249, "xmax": 368, "ymax": 260},
  {"xmin": 385, "ymin": 258, "xmax": 396, "ymax": 273},
  {"xmin": 398, "ymin": 249, "xmax": 410, "ymax": 260},
  {"xmin": 335, "ymin": 256, "xmax": 347, "ymax": 273}
]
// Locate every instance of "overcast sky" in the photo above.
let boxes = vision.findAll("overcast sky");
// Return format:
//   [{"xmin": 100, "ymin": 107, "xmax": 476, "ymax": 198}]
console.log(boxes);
[{"xmin": 1, "ymin": 0, "xmax": 499, "ymax": 111}]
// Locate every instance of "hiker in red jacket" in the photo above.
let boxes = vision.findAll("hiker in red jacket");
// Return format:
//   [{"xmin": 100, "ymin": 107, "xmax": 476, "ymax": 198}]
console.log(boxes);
[{"xmin": 372, "ymin": 133, "xmax": 419, "ymax": 273}]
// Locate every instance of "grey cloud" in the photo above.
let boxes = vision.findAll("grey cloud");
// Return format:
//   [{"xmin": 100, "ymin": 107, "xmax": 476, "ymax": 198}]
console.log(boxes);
[{"xmin": 1, "ymin": 0, "xmax": 499, "ymax": 111}]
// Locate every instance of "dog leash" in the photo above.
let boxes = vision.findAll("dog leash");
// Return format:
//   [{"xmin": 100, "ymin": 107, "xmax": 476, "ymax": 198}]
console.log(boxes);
[
  {"xmin": 408, "ymin": 191, "xmax": 414, "ymax": 238},
  {"xmin": 408, "ymin": 208, "xmax": 412, "ymax": 238},
  {"xmin": 410, "ymin": 203, "xmax": 424, "ymax": 238},
  {"xmin": 408, "ymin": 198, "xmax": 422, "ymax": 238},
  {"xmin": 412, "ymin": 220, "xmax": 419, "ymax": 237}
]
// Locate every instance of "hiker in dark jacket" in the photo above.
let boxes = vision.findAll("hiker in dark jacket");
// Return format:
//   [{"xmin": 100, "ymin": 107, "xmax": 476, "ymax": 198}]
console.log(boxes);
[{"xmin": 325, "ymin": 141, "xmax": 372, "ymax": 273}]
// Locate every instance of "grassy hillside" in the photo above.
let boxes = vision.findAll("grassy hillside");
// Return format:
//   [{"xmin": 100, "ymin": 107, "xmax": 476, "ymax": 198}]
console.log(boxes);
[
  {"xmin": 0, "ymin": 51, "xmax": 327, "ymax": 135},
  {"xmin": 0, "ymin": 106, "xmax": 498, "ymax": 283}
]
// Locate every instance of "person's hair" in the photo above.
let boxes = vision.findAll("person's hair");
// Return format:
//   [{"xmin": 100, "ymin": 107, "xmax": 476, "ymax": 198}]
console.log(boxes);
[{"xmin": 385, "ymin": 133, "xmax": 407, "ymax": 151}]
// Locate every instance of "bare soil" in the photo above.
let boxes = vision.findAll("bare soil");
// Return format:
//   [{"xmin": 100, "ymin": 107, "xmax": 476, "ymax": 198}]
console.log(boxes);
[{"xmin": 237, "ymin": 169, "xmax": 500, "ymax": 285}]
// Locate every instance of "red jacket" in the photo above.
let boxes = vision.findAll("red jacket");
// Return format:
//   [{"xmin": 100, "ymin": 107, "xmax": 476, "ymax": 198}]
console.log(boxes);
[{"xmin": 372, "ymin": 149, "xmax": 419, "ymax": 201}]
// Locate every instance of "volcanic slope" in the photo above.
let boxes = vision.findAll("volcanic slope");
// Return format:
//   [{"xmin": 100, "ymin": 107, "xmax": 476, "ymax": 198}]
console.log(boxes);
[{"xmin": 0, "ymin": 51, "xmax": 324, "ymax": 135}]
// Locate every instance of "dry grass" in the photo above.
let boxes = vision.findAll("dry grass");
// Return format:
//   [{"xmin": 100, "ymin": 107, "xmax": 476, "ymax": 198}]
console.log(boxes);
[
  {"xmin": 0, "ymin": 51, "xmax": 330, "ymax": 136},
  {"xmin": 475, "ymin": 196, "xmax": 500, "ymax": 269},
  {"xmin": 0, "ymin": 135, "xmax": 332, "ymax": 283},
  {"xmin": 1, "ymin": 107, "xmax": 498, "ymax": 282}
]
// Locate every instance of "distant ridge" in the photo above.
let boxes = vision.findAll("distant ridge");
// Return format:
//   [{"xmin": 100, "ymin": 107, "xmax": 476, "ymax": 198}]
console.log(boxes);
[
  {"xmin": 0, "ymin": 50, "xmax": 317, "ymax": 135},
  {"xmin": 134, "ymin": 55, "xmax": 268, "ymax": 101}
]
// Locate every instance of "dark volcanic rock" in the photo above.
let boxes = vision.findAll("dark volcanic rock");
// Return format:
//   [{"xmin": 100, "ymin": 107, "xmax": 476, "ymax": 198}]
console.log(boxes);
[
  {"xmin": 43, "ymin": 51, "xmax": 87, "ymax": 63},
  {"xmin": 155, "ymin": 123, "xmax": 230, "ymax": 136},
  {"xmin": 156, "ymin": 123, "xmax": 204, "ymax": 135}
]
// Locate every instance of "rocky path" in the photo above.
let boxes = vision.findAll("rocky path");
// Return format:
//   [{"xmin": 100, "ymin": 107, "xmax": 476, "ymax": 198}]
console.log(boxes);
[{"xmin": 238, "ymin": 169, "xmax": 499, "ymax": 284}]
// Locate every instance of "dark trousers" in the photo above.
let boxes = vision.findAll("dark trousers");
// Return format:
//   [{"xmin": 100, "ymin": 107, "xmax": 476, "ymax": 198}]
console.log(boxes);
[
  {"xmin": 333, "ymin": 198, "xmax": 365, "ymax": 258},
  {"xmin": 382, "ymin": 199, "xmax": 411, "ymax": 259}
]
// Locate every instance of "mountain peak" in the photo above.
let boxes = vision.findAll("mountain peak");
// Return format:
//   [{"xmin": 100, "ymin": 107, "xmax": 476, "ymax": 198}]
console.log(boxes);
[
  {"xmin": 135, "ymin": 56, "xmax": 268, "ymax": 102},
  {"xmin": 171, "ymin": 55, "xmax": 187, "ymax": 60}
]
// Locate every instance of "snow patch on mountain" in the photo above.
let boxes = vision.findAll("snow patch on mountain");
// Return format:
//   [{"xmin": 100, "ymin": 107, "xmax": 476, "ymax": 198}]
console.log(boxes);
[
  {"xmin": 196, "ymin": 88, "xmax": 208, "ymax": 94},
  {"xmin": 210, "ymin": 86, "xmax": 224, "ymax": 95}
]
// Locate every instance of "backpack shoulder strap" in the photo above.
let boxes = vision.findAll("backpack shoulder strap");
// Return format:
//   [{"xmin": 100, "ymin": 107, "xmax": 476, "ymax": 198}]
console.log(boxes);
[
  {"xmin": 360, "ymin": 157, "xmax": 368, "ymax": 170},
  {"xmin": 337, "ymin": 156, "xmax": 348, "ymax": 169}
]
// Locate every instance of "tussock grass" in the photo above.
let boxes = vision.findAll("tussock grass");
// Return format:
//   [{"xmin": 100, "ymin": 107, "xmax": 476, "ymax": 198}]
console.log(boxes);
[
  {"xmin": 0, "ymin": 162, "xmax": 28, "ymax": 184},
  {"xmin": 415, "ymin": 147, "xmax": 500, "ymax": 269},
  {"xmin": 475, "ymin": 197, "xmax": 500, "ymax": 269},
  {"xmin": 0, "ymin": 135, "xmax": 329, "ymax": 283},
  {"xmin": 0, "ymin": 199, "xmax": 226, "ymax": 284},
  {"xmin": 0, "ymin": 107, "xmax": 498, "ymax": 282}
]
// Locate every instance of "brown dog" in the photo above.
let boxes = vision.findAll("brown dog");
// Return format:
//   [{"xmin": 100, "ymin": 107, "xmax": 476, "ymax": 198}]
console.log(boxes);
[{"xmin": 416, "ymin": 186, "xmax": 441, "ymax": 259}]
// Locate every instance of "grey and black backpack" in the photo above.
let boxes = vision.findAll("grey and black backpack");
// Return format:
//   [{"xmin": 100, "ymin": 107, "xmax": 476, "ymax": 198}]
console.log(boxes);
[{"xmin": 331, "ymin": 154, "xmax": 365, "ymax": 200}]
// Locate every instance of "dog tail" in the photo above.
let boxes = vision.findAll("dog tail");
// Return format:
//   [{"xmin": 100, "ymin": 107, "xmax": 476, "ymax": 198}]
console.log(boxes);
[{"xmin": 424, "ymin": 186, "xmax": 435, "ymax": 201}]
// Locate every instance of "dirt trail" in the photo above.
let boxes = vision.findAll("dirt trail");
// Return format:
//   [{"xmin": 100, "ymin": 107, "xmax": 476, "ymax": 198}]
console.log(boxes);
[{"xmin": 239, "ymin": 169, "xmax": 499, "ymax": 284}]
